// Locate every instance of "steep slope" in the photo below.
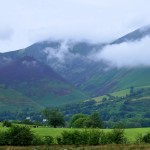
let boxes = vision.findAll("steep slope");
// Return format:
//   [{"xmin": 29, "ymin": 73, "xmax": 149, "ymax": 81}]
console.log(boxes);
[
  {"xmin": 112, "ymin": 25, "xmax": 150, "ymax": 44},
  {"xmin": 79, "ymin": 25, "xmax": 150, "ymax": 95},
  {"xmin": 0, "ymin": 56, "xmax": 88, "ymax": 111},
  {"xmin": 0, "ymin": 41, "xmax": 105, "ymax": 91}
]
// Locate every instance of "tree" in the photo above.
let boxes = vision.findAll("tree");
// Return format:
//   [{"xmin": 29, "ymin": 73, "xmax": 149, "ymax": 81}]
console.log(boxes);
[
  {"xmin": 88, "ymin": 112, "xmax": 103, "ymax": 128},
  {"xmin": 69, "ymin": 112, "xmax": 103, "ymax": 128},
  {"xmin": 69, "ymin": 113, "xmax": 88, "ymax": 127},
  {"xmin": 72, "ymin": 117, "xmax": 87, "ymax": 128},
  {"xmin": 43, "ymin": 109, "xmax": 65, "ymax": 128}
]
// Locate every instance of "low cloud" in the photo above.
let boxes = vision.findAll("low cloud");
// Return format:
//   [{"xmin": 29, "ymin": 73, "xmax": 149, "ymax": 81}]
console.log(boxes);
[
  {"xmin": 44, "ymin": 41, "xmax": 81, "ymax": 69},
  {"xmin": 90, "ymin": 36, "xmax": 150, "ymax": 68}
]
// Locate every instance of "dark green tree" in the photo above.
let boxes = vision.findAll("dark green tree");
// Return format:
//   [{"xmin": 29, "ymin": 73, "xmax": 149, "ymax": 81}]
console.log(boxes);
[
  {"xmin": 43, "ymin": 109, "xmax": 65, "ymax": 128},
  {"xmin": 88, "ymin": 112, "xmax": 103, "ymax": 128},
  {"xmin": 72, "ymin": 117, "xmax": 88, "ymax": 128},
  {"xmin": 69, "ymin": 113, "xmax": 88, "ymax": 127}
]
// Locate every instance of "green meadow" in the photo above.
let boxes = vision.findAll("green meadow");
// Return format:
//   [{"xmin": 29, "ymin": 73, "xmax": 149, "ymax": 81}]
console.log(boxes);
[
  {"xmin": 0, "ymin": 122, "xmax": 149, "ymax": 143},
  {"xmin": 31, "ymin": 127, "xmax": 150, "ymax": 142}
]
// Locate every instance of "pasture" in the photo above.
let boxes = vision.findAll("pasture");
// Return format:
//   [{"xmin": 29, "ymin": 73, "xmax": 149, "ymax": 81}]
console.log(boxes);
[
  {"xmin": 31, "ymin": 127, "xmax": 150, "ymax": 142},
  {"xmin": 0, "ymin": 122, "xmax": 150, "ymax": 142},
  {"xmin": 0, "ymin": 124, "xmax": 150, "ymax": 149}
]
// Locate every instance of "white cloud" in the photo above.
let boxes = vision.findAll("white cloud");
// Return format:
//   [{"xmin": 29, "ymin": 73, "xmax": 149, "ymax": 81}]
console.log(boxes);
[
  {"xmin": 91, "ymin": 36, "xmax": 150, "ymax": 67},
  {"xmin": 44, "ymin": 41, "xmax": 80, "ymax": 63}
]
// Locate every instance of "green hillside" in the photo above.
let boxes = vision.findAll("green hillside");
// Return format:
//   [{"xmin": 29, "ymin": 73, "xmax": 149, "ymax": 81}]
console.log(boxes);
[
  {"xmin": 79, "ymin": 67, "xmax": 150, "ymax": 96},
  {"xmin": 61, "ymin": 86, "xmax": 150, "ymax": 128},
  {"xmin": 0, "ymin": 84, "xmax": 43, "ymax": 112},
  {"xmin": 0, "ymin": 57, "xmax": 88, "ymax": 112}
]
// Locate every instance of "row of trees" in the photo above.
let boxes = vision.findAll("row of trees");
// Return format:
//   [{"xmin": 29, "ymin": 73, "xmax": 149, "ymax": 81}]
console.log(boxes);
[{"xmin": 42, "ymin": 109, "xmax": 103, "ymax": 128}]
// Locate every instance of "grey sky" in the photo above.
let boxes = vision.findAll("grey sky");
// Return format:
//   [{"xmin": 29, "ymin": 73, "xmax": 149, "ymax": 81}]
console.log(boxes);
[{"xmin": 0, "ymin": 0, "xmax": 150, "ymax": 52}]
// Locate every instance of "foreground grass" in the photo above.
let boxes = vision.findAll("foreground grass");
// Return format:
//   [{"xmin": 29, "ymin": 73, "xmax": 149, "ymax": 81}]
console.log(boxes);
[{"xmin": 0, "ymin": 144, "xmax": 150, "ymax": 150}]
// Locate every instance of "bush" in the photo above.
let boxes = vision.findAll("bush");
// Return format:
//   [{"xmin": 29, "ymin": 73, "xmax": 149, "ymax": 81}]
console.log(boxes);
[
  {"xmin": 57, "ymin": 130, "xmax": 85, "ymax": 145},
  {"xmin": 6, "ymin": 125, "xmax": 34, "ymax": 146},
  {"xmin": 57, "ymin": 129, "xmax": 102, "ymax": 145},
  {"xmin": 80, "ymin": 130, "xmax": 89, "ymax": 145},
  {"xmin": 44, "ymin": 136, "xmax": 54, "ymax": 145},
  {"xmin": 110, "ymin": 129, "xmax": 127, "ymax": 144},
  {"xmin": 0, "ymin": 125, "xmax": 55, "ymax": 146},
  {"xmin": 57, "ymin": 129, "xmax": 127, "ymax": 145},
  {"xmin": 142, "ymin": 132, "xmax": 150, "ymax": 143},
  {"xmin": 135, "ymin": 133, "xmax": 143, "ymax": 144},
  {"xmin": 3, "ymin": 120, "xmax": 12, "ymax": 127},
  {"xmin": 0, "ymin": 131, "xmax": 8, "ymax": 145},
  {"xmin": 31, "ymin": 135, "xmax": 44, "ymax": 145},
  {"xmin": 88, "ymin": 130, "xmax": 100, "ymax": 145},
  {"xmin": 99, "ymin": 131, "xmax": 109, "ymax": 144}
]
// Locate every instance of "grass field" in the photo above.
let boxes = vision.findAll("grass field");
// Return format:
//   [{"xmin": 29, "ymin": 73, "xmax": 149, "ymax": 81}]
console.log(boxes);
[
  {"xmin": 0, "ymin": 122, "xmax": 149, "ymax": 143},
  {"xmin": 31, "ymin": 127, "xmax": 150, "ymax": 142},
  {"xmin": 0, "ymin": 124, "xmax": 150, "ymax": 149},
  {"xmin": 93, "ymin": 85, "xmax": 150, "ymax": 102}
]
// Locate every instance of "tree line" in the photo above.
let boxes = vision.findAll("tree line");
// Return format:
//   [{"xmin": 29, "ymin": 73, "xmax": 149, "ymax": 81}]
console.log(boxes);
[{"xmin": 43, "ymin": 109, "xmax": 103, "ymax": 128}]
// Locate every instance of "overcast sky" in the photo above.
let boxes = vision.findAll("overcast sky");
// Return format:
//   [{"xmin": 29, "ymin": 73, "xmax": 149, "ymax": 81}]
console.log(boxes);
[{"xmin": 0, "ymin": 0, "xmax": 150, "ymax": 52}]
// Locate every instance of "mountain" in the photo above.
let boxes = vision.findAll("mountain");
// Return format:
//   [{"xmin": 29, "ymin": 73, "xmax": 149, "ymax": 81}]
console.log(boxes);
[
  {"xmin": 0, "ymin": 25, "xmax": 150, "ymax": 99},
  {"xmin": 0, "ymin": 41, "xmax": 106, "ymax": 96},
  {"xmin": 0, "ymin": 56, "xmax": 88, "ymax": 112},
  {"xmin": 112, "ymin": 25, "xmax": 150, "ymax": 44}
]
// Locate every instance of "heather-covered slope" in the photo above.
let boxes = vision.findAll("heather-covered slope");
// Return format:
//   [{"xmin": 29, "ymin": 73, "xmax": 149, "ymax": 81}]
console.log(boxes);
[{"xmin": 0, "ymin": 56, "xmax": 88, "ymax": 111}]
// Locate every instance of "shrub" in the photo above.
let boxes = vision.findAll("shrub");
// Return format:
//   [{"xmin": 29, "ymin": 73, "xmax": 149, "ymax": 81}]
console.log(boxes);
[
  {"xmin": 142, "ymin": 132, "xmax": 150, "ymax": 143},
  {"xmin": 0, "ymin": 131, "xmax": 8, "ymax": 145},
  {"xmin": 3, "ymin": 120, "xmax": 12, "ymax": 127},
  {"xmin": 57, "ymin": 129, "xmax": 127, "ymax": 146},
  {"xmin": 110, "ymin": 129, "xmax": 127, "ymax": 144},
  {"xmin": 60, "ymin": 131, "xmax": 74, "ymax": 145},
  {"xmin": 80, "ymin": 130, "xmax": 89, "ymax": 145},
  {"xmin": 44, "ymin": 136, "xmax": 54, "ymax": 145},
  {"xmin": 88, "ymin": 130, "xmax": 100, "ymax": 145},
  {"xmin": 135, "ymin": 133, "xmax": 143, "ymax": 144},
  {"xmin": 31, "ymin": 135, "xmax": 44, "ymax": 145},
  {"xmin": 99, "ymin": 131, "xmax": 109, "ymax": 144},
  {"xmin": 57, "ymin": 136, "xmax": 63, "ymax": 145},
  {"xmin": 57, "ymin": 129, "xmax": 101, "ymax": 145},
  {"xmin": 6, "ymin": 125, "xmax": 34, "ymax": 146},
  {"xmin": 57, "ymin": 130, "xmax": 83, "ymax": 145}
]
